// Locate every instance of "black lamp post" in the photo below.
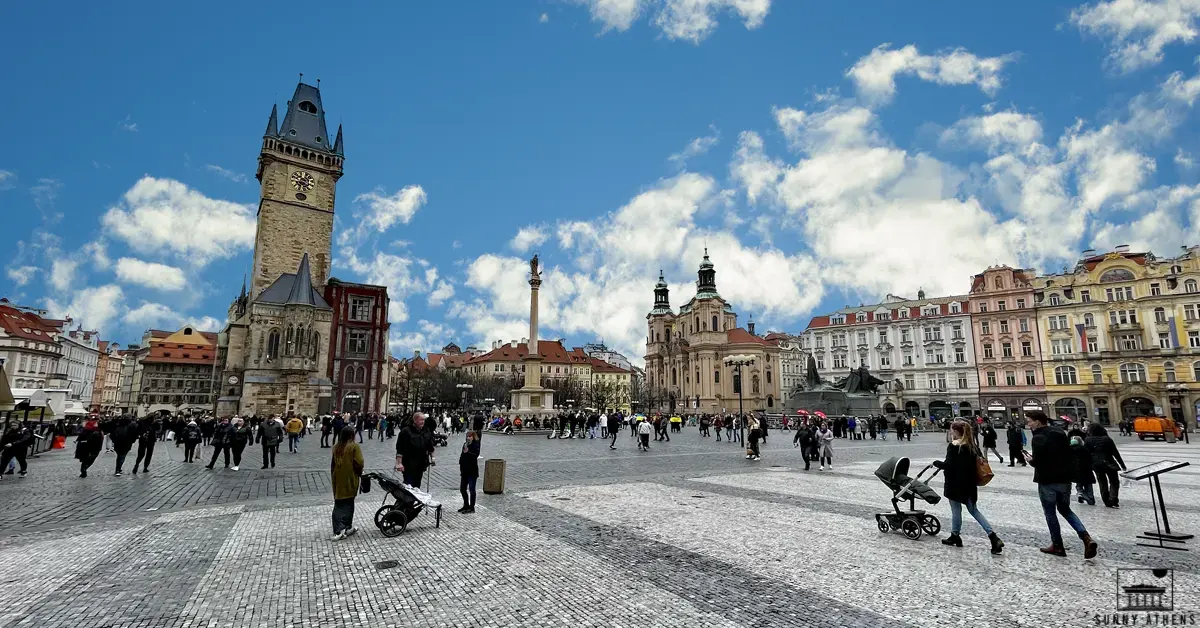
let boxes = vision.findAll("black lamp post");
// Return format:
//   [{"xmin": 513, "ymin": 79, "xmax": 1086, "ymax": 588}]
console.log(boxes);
[{"xmin": 724, "ymin": 354, "xmax": 755, "ymax": 446}]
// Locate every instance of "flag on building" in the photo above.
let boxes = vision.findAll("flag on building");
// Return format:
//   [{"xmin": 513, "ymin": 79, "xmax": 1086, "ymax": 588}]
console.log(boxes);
[
  {"xmin": 1075, "ymin": 323, "xmax": 1088, "ymax": 352},
  {"xmin": 1169, "ymin": 317, "xmax": 1182, "ymax": 349}
]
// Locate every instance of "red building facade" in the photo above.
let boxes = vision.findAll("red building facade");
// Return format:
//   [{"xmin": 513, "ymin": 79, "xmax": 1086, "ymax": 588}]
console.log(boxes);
[{"xmin": 324, "ymin": 279, "xmax": 390, "ymax": 414}]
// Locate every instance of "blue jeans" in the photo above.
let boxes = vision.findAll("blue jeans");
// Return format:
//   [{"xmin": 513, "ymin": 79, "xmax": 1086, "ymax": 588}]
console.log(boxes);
[
  {"xmin": 949, "ymin": 499, "xmax": 994, "ymax": 535},
  {"xmin": 1038, "ymin": 483, "xmax": 1088, "ymax": 547},
  {"xmin": 288, "ymin": 434, "xmax": 300, "ymax": 452}
]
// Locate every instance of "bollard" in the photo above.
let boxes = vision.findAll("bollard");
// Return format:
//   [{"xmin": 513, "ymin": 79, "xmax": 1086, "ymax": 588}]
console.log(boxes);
[{"xmin": 483, "ymin": 458, "xmax": 506, "ymax": 495}]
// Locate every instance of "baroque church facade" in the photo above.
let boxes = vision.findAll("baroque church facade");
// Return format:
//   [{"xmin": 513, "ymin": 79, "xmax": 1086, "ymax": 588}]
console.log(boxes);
[
  {"xmin": 214, "ymin": 82, "xmax": 344, "ymax": 418},
  {"xmin": 643, "ymin": 252, "xmax": 782, "ymax": 414}
]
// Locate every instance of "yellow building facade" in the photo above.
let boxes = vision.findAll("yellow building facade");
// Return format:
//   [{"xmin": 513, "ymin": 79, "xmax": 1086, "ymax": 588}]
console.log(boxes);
[{"xmin": 1036, "ymin": 246, "xmax": 1200, "ymax": 426}]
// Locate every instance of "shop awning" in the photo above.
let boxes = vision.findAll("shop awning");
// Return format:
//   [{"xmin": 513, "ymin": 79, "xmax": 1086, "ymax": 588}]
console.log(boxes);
[
  {"xmin": 10, "ymin": 389, "xmax": 57, "ymax": 419},
  {"xmin": 0, "ymin": 366, "xmax": 14, "ymax": 412}
]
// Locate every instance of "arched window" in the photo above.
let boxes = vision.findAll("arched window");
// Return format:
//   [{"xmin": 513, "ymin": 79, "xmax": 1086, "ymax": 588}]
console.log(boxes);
[
  {"xmin": 1100, "ymin": 268, "xmax": 1135, "ymax": 283},
  {"xmin": 714, "ymin": 369, "xmax": 720, "ymax": 384},
  {"xmin": 1054, "ymin": 365, "xmax": 1077, "ymax": 385},
  {"xmin": 1091, "ymin": 364, "xmax": 1103, "ymax": 384},
  {"xmin": 311, "ymin": 332, "xmax": 320, "ymax": 359},
  {"xmin": 266, "ymin": 329, "xmax": 281, "ymax": 360},
  {"xmin": 1187, "ymin": 279, "xmax": 1198, "ymax": 294},
  {"xmin": 1194, "ymin": 362, "xmax": 1200, "ymax": 381},
  {"xmin": 344, "ymin": 365, "xmax": 354, "ymax": 383},
  {"xmin": 766, "ymin": 369, "xmax": 773, "ymax": 384},
  {"xmin": 1119, "ymin": 363, "xmax": 1147, "ymax": 383},
  {"xmin": 1164, "ymin": 361, "xmax": 1177, "ymax": 382},
  {"xmin": 752, "ymin": 374, "xmax": 760, "ymax": 394},
  {"xmin": 671, "ymin": 369, "xmax": 677, "ymax": 386},
  {"xmin": 1048, "ymin": 293, "xmax": 1061, "ymax": 305},
  {"xmin": 1084, "ymin": 313, "xmax": 1094, "ymax": 327},
  {"xmin": 1154, "ymin": 307, "xmax": 1167, "ymax": 323},
  {"xmin": 285, "ymin": 325, "xmax": 295, "ymax": 355},
  {"xmin": 712, "ymin": 315, "xmax": 718, "ymax": 331},
  {"xmin": 695, "ymin": 316, "xmax": 700, "ymax": 332},
  {"xmin": 358, "ymin": 366, "xmax": 367, "ymax": 384}
]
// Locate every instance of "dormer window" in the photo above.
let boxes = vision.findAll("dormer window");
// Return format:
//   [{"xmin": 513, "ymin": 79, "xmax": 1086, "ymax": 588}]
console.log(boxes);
[
  {"xmin": 298, "ymin": 101, "xmax": 318, "ymax": 114},
  {"xmin": 314, "ymin": 137, "xmax": 323, "ymax": 144}
]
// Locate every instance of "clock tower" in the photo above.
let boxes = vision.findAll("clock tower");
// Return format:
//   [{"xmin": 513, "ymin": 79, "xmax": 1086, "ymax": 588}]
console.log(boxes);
[{"xmin": 250, "ymin": 81, "xmax": 344, "ymax": 300}]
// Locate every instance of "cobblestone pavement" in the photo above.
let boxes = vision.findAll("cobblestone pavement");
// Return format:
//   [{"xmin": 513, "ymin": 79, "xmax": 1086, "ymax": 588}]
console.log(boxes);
[{"xmin": 2, "ymin": 427, "xmax": 1198, "ymax": 627}]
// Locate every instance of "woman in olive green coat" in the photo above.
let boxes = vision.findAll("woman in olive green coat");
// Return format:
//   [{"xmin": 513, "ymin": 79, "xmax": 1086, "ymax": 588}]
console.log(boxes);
[{"xmin": 330, "ymin": 426, "xmax": 363, "ymax": 541}]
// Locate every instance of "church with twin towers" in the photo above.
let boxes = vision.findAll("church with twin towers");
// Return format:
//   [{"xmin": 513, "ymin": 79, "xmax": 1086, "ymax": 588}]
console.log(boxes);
[{"xmin": 214, "ymin": 80, "xmax": 390, "ymax": 418}]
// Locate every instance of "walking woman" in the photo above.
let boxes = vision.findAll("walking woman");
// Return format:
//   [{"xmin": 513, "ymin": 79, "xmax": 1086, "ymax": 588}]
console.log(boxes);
[
  {"xmin": 75, "ymin": 419, "xmax": 104, "ymax": 478},
  {"xmin": 230, "ymin": 418, "xmax": 251, "ymax": 471},
  {"xmin": 980, "ymin": 422, "xmax": 1003, "ymax": 464},
  {"xmin": 817, "ymin": 422, "xmax": 834, "ymax": 470},
  {"xmin": 934, "ymin": 420, "xmax": 1004, "ymax": 554},
  {"xmin": 1085, "ymin": 424, "xmax": 1126, "ymax": 508},
  {"xmin": 459, "ymin": 430, "xmax": 481, "ymax": 513},
  {"xmin": 330, "ymin": 426, "xmax": 363, "ymax": 541},
  {"xmin": 746, "ymin": 415, "xmax": 762, "ymax": 461}
]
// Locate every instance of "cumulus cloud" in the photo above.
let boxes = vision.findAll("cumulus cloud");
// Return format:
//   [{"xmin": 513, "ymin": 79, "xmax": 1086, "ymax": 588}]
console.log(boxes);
[
  {"xmin": 340, "ymin": 249, "xmax": 447, "ymax": 324},
  {"xmin": 124, "ymin": 301, "xmax": 223, "ymax": 332},
  {"xmin": 668, "ymin": 128, "xmax": 720, "ymax": 167},
  {"xmin": 354, "ymin": 185, "xmax": 427, "ymax": 235},
  {"xmin": 573, "ymin": 0, "xmax": 771, "ymax": 42},
  {"xmin": 6, "ymin": 265, "xmax": 37, "ymax": 287},
  {"xmin": 101, "ymin": 176, "xmax": 256, "ymax": 267},
  {"xmin": 49, "ymin": 259, "xmax": 77, "ymax": 292},
  {"xmin": 0, "ymin": 170, "xmax": 15, "ymax": 191},
  {"xmin": 115, "ymin": 257, "xmax": 187, "ymax": 291},
  {"xmin": 389, "ymin": 319, "xmax": 455, "ymax": 355},
  {"xmin": 940, "ymin": 111, "xmax": 1044, "ymax": 152},
  {"xmin": 847, "ymin": 44, "xmax": 1015, "ymax": 105},
  {"xmin": 510, "ymin": 225, "xmax": 548, "ymax": 252},
  {"xmin": 45, "ymin": 285, "xmax": 124, "ymax": 331},
  {"xmin": 1070, "ymin": 0, "xmax": 1200, "ymax": 72}
]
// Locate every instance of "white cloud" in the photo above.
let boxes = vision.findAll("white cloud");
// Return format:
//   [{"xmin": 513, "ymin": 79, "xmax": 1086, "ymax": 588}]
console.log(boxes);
[
  {"xmin": 1070, "ymin": 0, "xmax": 1200, "ymax": 72},
  {"xmin": 540, "ymin": 12, "xmax": 550, "ymax": 22},
  {"xmin": 0, "ymin": 170, "xmax": 15, "ymax": 191},
  {"xmin": 6, "ymin": 265, "xmax": 37, "ymax": 287},
  {"xmin": 1092, "ymin": 183, "xmax": 1200, "ymax": 252},
  {"xmin": 115, "ymin": 257, "xmax": 187, "ymax": 291},
  {"xmin": 81, "ymin": 240, "xmax": 111, "ymax": 270},
  {"xmin": 123, "ymin": 302, "xmax": 224, "ymax": 332},
  {"xmin": 429, "ymin": 281, "xmax": 456, "ymax": 306},
  {"xmin": 940, "ymin": 111, "xmax": 1044, "ymax": 152},
  {"xmin": 101, "ymin": 176, "xmax": 256, "ymax": 267},
  {"xmin": 205, "ymin": 164, "xmax": 248, "ymax": 183},
  {"xmin": 340, "ymin": 249, "xmax": 444, "ymax": 324},
  {"xmin": 729, "ymin": 131, "xmax": 782, "ymax": 204},
  {"xmin": 45, "ymin": 285, "xmax": 124, "ymax": 331},
  {"xmin": 846, "ymin": 44, "xmax": 1015, "ymax": 105},
  {"xmin": 1178, "ymin": 148, "xmax": 1198, "ymax": 168},
  {"xmin": 389, "ymin": 319, "xmax": 455, "ymax": 355},
  {"xmin": 353, "ymin": 185, "xmax": 427, "ymax": 235},
  {"xmin": 30, "ymin": 178, "xmax": 63, "ymax": 215},
  {"xmin": 653, "ymin": 0, "xmax": 772, "ymax": 43},
  {"xmin": 573, "ymin": 0, "xmax": 770, "ymax": 42},
  {"xmin": 510, "ymin": 225, "xmax": 548, "ymax": 252},
  {"xmin": 50, "ymin": 259, "xmax": 77, "ymax": 292},
  {"xmin": 668, "ymin": 128, "xmax": 720, "ymax": 167},
  {"xmin": 118, "ymin": 115, "xmax": 138, "ymax": 132}
]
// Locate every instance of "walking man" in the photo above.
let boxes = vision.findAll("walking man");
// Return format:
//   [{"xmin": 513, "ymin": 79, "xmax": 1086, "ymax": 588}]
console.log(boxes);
[
  {"xmin": 395, "ymin": 412, "xmax": 435, "ymax": 488},
  {"xmin": 132, "ymin": 416, "xmax": 158, "ymax": 474},
  {"xmin": 257, "ymin": 416, "xmax": 283, "ymax": 469},
  {"xmin": 285, "ymin": 415, "xmax": 304, "ymax": 453},
  {"xmin": 1025, "ymin": 410, "xmax": 1098, "ymax": 559}
]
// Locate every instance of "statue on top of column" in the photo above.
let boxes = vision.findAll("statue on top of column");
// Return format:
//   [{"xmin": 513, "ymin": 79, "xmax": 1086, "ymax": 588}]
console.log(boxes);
[{"xmin": 530, "ymin": 254, "xmax": 540, "ymax": 280}]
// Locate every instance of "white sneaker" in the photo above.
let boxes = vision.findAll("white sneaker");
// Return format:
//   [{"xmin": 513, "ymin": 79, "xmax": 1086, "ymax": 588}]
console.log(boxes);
[
  {"xmin": 828, "ymin": 465, "xmax": 833, "ymax": 469},
  {"xmin": 346, "ymin": 527, "xmax": 358, "ymax": 537},
  {"xmin": 231, "ymin": 466, "xmax": 239, "ymax": 471},
  {"xmin": 331, "ymin": 532, "xmax": 346, "ymax": 541},
  {"xmin": 820, "ymin": 465, "xmax": 825, "ymax": 471}
]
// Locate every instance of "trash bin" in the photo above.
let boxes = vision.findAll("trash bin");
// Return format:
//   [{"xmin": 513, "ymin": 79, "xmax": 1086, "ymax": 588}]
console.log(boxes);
[{"xmin": 483, "ymin": 458, "xmax": 506, "ymax": 495}]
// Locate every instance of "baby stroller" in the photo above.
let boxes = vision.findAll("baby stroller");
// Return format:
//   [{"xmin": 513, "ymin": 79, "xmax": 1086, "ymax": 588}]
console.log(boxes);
[
  {"xmin": 364, "ymin": 472, "xmax": 442, "ymax": 537},
  {"xmin": 874, "ymin": 457, "xmax": 942, "ymax": 540}
]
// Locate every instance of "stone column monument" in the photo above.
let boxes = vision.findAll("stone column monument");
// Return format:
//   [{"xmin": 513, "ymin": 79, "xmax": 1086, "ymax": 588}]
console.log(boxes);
[{"xmin": 509, "ymin": 255, "xmax": 553, "ymax": 417}]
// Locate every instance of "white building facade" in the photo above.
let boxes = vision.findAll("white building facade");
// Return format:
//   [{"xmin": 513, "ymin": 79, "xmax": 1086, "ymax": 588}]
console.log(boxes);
[
  {"xmin": 0, "ymin": 302, "xmax": 67, "ymax": 391},
  {"xmin": 60, "ymin": 328, "xmax": 99, "ymax": 402},
  {"xmin": 799, "ymin": 292, "xmax": 981, "ymax": 419}
]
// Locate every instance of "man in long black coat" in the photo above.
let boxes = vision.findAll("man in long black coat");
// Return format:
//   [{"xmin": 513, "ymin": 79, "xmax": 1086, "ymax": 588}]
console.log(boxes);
[
  {"xmin": 396, "ymin": 412, "xmax": 435, "ymax": 489},
  {"xmin": 1006, "ymin": 421, "xmax": 1026, "ymax": 467}
]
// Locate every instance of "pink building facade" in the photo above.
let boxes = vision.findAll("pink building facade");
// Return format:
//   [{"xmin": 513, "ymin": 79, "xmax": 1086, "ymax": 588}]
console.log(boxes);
[{"xmin": 969, "ymin": 266, "xmax": 1048, "ymax": 422}]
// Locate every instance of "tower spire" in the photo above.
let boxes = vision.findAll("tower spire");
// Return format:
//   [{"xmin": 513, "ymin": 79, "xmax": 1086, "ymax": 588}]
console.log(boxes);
[
  {"xmin": 265, "ymin": 104, "xmax": 278, "ymax": 137},
  {"xmin": 333, "ymin": 124, "xmax": 343, "ymax": 155}
]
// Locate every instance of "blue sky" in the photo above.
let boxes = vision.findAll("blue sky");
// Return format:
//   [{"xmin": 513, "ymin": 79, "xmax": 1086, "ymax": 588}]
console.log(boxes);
[{"xmin": 2, "ymin": 0, "xmax": 1199, "ymax": 363}]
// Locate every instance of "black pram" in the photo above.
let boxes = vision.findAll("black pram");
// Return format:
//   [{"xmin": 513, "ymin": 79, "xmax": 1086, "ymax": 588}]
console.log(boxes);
[
  {"xmin": 873, "ymin": 456, "xmax": 942, "ymax": 540},
  {"xmin": 364, "ymin": 472, "xmax": 442, "ymax": 537}
]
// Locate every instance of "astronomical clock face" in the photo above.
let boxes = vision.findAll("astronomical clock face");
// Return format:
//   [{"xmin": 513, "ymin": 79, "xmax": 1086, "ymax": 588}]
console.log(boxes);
[
  {"xmin": 227, "ymin": 375, "xmax": 239, "ymax": 385},
  {"xmin": 290, "ymin": 171, "xmax": 315, "ymax": 192}
]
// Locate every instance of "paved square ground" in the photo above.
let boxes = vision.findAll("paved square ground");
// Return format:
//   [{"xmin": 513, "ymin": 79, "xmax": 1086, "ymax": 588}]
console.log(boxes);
[{"xmin": 1, "ymin": 427, "xmax": 1198, "ymax": 627}]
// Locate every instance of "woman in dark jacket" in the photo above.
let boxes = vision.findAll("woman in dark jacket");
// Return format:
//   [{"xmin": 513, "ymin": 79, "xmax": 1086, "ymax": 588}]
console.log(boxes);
[
  {"xmin": 1085, "ymin": 424, "xmax": 1126, "ymax": 508},
  {"xmin": 230, "ymin": 418, "xmax": 252, "ymax": 471},
  {"xmin": 458, "ymin": 431, "xmax": 481, "ymax": 513},
  {"xmin": 1068, "ymin": 427, "xmax": 1095, "ymax": 505},
  {"xmin": 182, "ymin": 421, "xmax": 203, "ymax": 463},
  {"xmin": 980, "ymin": 423, "xmax": 1002, "ymax": 464},
  {"xmin": 1005, "ymin": 422, "xmax": 1026, "ymax": 467},
  {"xmin": 75, "ymin": 419, "xmax": 105, "ymax": 478},
  {"xmin": 933, "ymin": 420, "xmax": 1004, "ymax": 554}
]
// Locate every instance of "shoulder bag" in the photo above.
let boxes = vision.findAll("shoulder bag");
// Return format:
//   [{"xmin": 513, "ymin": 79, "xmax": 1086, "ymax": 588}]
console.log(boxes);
[{"xmin": 976, "ymin": 456, "xmax": 994, "ymax": 486}]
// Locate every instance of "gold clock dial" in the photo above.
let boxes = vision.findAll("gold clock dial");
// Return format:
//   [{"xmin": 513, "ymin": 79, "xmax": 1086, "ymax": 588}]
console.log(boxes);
[{"xmin": 290, "ymin": 171, "xmax": 315, "ymax": 192}]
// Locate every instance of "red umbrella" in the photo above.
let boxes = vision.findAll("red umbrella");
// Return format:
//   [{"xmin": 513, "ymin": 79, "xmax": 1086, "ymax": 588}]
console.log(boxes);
[
  {"xmin": 796, "ymin": 409, "xmax": 809, "ymax": 415},
  {"xmin": 814, "ymin": 411, "xmax": 827, "ymax": 419}
]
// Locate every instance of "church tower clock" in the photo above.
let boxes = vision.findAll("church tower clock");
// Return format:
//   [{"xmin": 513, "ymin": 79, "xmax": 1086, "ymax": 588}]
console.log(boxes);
[{"xmin": 250, "ymin": 81, "xmax": 345, "ymax": 300}]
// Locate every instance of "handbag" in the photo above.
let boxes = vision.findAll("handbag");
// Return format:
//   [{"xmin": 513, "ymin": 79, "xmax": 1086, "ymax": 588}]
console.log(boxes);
[
  {"xmin": 360, "ymin": 475, "xmax": 371, "ymax": 494},
  {"xmin": 976, "ymin": 456, "xmax": 994, "ymax": 486}
]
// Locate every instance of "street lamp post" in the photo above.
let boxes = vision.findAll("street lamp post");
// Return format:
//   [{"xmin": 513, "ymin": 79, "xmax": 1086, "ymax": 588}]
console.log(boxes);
[
  {"xmin": 724, "ymin": 354, "xmax": 755, "ymax": 447},
  {"xmin": 457, "ymin": 383, "xmax": 474, "ymax": 410}
]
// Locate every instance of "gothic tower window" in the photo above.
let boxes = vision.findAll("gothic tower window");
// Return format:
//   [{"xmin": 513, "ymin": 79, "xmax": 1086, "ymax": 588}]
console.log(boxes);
[
  {"xmin": 311, "ymin": 332, "xmax": 320, "ymax": 359},
  {"xmin": 267, "ymin": 329, "xmax": 281, "ymax": 360},
  {"xmin": 285, "ymin": 325, "xmax": 295, "ymax": 355},
  {"xmin": 714, "ymin": 369, "xmax": 720, "ymax": 383},
  {"xmin": 712, "ymin": 315, "xmax": 718, "ymax": 331}
]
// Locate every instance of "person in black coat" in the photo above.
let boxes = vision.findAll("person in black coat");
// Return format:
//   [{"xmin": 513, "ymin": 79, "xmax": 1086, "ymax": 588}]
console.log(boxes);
[
  {"xmin": 933, "ymin": 420, "xmax": 1003, "ymax": 554},
  {"xmin": 182, "ymin": 421, "xmax": 203, "ymax": 463},
  {"xmin": 229, "ymin": 418, "xmax": 251, "ymax": 471},
  {"xmin": 607, "ymin": 412, "xmax": 621, "ymax": 450},
  {"xmin": 206, "ymin": 418, "xmax": 234, "ymax": 470},
  {"xmin": 1005, "ymin": 421, "xmax": 1026, "ymax": 467},
  {"xmin": 395, "ymin": 412, "xmax": 435, "ymax": 488},
  {"xmin": 108, "ymin": 417, "xmax": 139, "ymax": 476},
  {"xmin": 133, "ymin": 416, "xmax": 159, "ymax": 475},
  {"xmin": 1026, "ymin": 410, "xmax": 1097, "ymax": 558},
  {"xmin": 75, "ymin": 419, "xmax": 104, "ymax": 478},
  {"xmin": 1085, "ymin": 424, "xmax": 1126, "ymax": 508},
  {"xmin": 1067, "ymin": 427, "xmax": 1095, "ymax": 505},
  {"xmin": 980, "ymin": 423, "xmax": 1003, "ymax": 464},
  {"xmin": 458, "ymin": 431, "xmax": 481, "ymax": 513},
  {"xmin": 0, "ymin": 421, "xmax": 33, "ymax": 478}
]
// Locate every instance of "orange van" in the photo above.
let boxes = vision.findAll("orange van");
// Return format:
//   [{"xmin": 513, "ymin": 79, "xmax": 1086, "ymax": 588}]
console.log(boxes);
[{"xmin": 1134, "ymin": 416, "xmax": 1181, "ymax": 441}]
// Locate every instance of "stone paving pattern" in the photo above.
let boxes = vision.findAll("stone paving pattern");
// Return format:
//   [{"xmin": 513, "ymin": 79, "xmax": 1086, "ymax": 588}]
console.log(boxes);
[{"xmin": 1, "ymin": 427, "xmax": 1198, "ymax": 626}]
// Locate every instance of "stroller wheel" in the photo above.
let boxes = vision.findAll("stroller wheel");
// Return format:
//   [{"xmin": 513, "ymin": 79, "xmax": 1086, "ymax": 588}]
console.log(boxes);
[
  {"xmin": 920, "ymin": 514, "xmax": 941, "ymax": 536},
  {"xmin": 374, "ymin": 505, "xmax": 392, "ymax": 530},
  {"xmin": 876, "ymin": 516, "xmax": 889, "ymax": 533},
  {"xmin": 900, "ymin": 518, "xmax": 922, "ymax": 540},
  {"xmin": 380, "ymin": 510, "xmax": 408, "ymax": 537}
]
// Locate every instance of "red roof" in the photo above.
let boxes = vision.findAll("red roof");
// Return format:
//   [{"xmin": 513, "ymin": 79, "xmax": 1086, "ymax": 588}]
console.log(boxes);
[
  {"xmin": 589, "ymin": 357, "xmax": 631, "ymax": 374},
  {"xmin": 441, "ymin": 353, "xmax": 471, "ymax": 368},
  {"xmin": 97, "ymin": 340, "xmax": 109, "ymax": 351},
  {"xmin": 806, "ymin": 315, "xmax": 831, "ymax": 329},
  {"xmin": 142, "ymin": 342, "xmax": 215, "ymax": 365},
  {"xmin": 726, "ymin": 328, "xmax": 775, "ymax": 346},
  {"xmin": 0, "ymin": 305, "xmax": 62, "ymax": 342},
  {"xmin": 464, "ymin": 340, "xmax": 574, "ymax": 365},
  {"xmin": 426, "ymin": 353, "xmax": 444, "ymax": 369}
]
